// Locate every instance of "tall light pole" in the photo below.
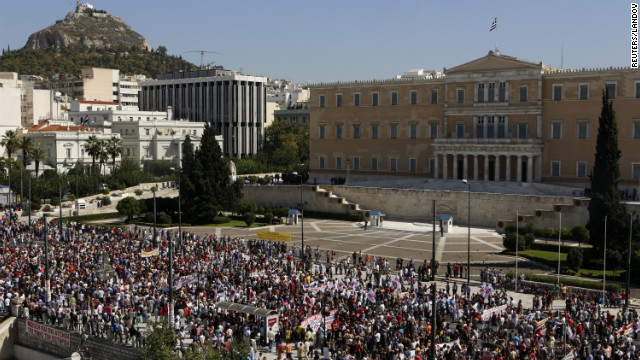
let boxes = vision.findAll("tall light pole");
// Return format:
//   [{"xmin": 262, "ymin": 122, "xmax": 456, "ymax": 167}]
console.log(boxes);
[
  {"xmin": 20, "ymin": 169, "xmax": 23, "ymax": 211},
  {"xmin": 297, "ymin": 183, "xmax": 307, "ymax": 272},
  {"xmin": 168, "ymin": 230, "xmax": 174, "ymax": 324},
  {"xmin": 28, "ymin": 175, "xmax": 31, "ymax": 230},
  {"xmin": 59, "ymin": 182, "xmax": 64, "ymax": 241},
  {"xmin": 170, "ymin": 167, "xmax": 182, "ymax": 246},
  {"xmin": 430, "ymin": 200, "xmax": 436, "ymax": 360},
  {"xmin": 516, "ymin": 209, "xmax": 519, "ymax": 292},
  {"xmin": 626, "ymin": 213, "xmax": 632, "ymax": 309},
  {"xmin": 43, "ymin": 213, "xmax": 50, "ymax": 302},
  {"xmin": 557, "ymin": 211, "xmax": 562, "ymax": 284},
  {"xmin": 152, "ymin": 187, "xmax": 157, "ymax": 247},
  {"xmin": 603, "ymin": 216, "xmax": 607, "ymax": 298},
  {"xmin": 462, "ymin": 179, "xmax": 470, "ymax": 287}
]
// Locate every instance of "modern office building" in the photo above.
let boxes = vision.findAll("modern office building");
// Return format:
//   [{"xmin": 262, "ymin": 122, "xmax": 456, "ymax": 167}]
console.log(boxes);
[
  {"xmin": 309, "ymin": 51, "xmax": 640, "ymax": 186},
  {"xmin": 138, "ymin": 68, "xmax": 267, "ymax": 157}
]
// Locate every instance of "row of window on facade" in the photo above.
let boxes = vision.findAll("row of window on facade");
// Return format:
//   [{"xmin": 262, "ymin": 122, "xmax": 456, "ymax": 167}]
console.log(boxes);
[
  {"xmin": 315, "ymin": 155, "xmax": 608, "ymax": 179},
  {"xmin": 118, "ymin": 128, "xmax": 199, "ymax": 136},
  {"xmin": 318, "ymin": 81, "xmax": 634, "ymax": 108},
  {"xmin": 319, "ymin": 119, "xmax": 640, "ymax": 140}
]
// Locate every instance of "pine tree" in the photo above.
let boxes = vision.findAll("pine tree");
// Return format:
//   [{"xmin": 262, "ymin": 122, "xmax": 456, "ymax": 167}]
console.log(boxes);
[{"xmin": 588, "ymin": 89, "xmax": 629, "ymax": 250}]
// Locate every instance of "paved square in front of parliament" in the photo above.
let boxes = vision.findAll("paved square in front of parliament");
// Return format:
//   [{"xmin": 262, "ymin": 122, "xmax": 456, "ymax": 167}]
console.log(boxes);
[{"xmin": 178, "ymin": 218, "xmax": 507, "ymax": 265}]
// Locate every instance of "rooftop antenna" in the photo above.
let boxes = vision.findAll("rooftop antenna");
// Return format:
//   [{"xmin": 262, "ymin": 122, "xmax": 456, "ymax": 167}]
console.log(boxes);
[{"xmin": 184, "ymin": 50, "xmax": 222, "ymax": 69}]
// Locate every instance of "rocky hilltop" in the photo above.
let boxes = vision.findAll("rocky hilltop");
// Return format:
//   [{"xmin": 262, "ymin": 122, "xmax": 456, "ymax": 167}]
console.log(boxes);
[{"xmin": 24, "ymin": 1, "xmax": 151, "ymax": 51}]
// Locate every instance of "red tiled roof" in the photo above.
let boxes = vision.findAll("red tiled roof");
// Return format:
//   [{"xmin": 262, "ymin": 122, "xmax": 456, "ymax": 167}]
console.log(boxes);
[
  {"xmin": 77, "ymin": 100, "xmax": 118, "ymax": 105},
  {"xmin": 26, "ymin": 123, "xmax": 100, "ymax": 132}
]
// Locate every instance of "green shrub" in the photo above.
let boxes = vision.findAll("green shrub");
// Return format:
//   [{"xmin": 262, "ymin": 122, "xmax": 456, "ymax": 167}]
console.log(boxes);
[
  {"xmin": 529, "ymin": 242, "xmax": 574, "ymax": 253},
  {"xmin": 51, "ymin": 212, "xmax": 121, "ymax": 225},
  {"xmin": 523, "ymin": 222, "xmax": 536, "ymax": 235},
  {"xmin": 243, "ymin": 212, "xmax": 256, "ymax": 227},
  {"xmin": 158, "ymin": 213, "xmax": 172, "ymax": 224},
  {"xmin": 211, "ymin": 216, "xmax": 230, "ymax": 225},
  {"xmin": 524, "ymin": 233, "xmax": 536, "ymax": 249},
  {"xmin": 503, "ymin": 232, "xmax": 525, "ymax": 251},
  {"xmin": 144, "ymin": 212, "xmax": 154, "ymax": 223},
  {"xmin": 68, "ymin": 194, "xmax": 76, "ymax": 202},
  {"xmin": 567, "ymin": 248, "xmax": 583, "ymax": 271},
  {"xmin": 504, "ymin": 225, "xmax": 517, "ymax": 234},
  {"xmin": 560, "ymin": 227, "xmax": 571, "ymax": 240},
  {"xmin": 31, "ymin": 197, "xmax": 42, "ymax": 211},
  {"xmin": 118, "ymin": 184, "xmax": 127, "ymax": 191},
  {"xmin": 536, "ymin": 227, "xmax": 556, "ymax": 239},
  {"xmin": 570, "ymin": 225, "xmax": 590, "ymax": 244},
  {"xmin": 101, "ymin": 196, "xmax": 111, "ymax": 206},
  {"xmin": 272, "ymin": 217, "xmax": 283, "ymax": 224},
  {"xmin": 51, "ymin": 196, "xmax": 60, "ymax": 207},
  {"xmin": 102, "ymin": 189, "xmax": 110, "ymax": 195},
  {"xmin": 264, "ymin": 212, "xmax": 274, "ymax": 224},
  {"xmin": 135, "ymin": 189, "xmax": 143, "ymax": 196}
]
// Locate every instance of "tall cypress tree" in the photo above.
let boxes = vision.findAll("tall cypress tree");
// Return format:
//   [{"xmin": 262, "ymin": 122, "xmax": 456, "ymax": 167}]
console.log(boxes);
[
  {"xmin": 588, "ymin": 89, "xmax": 628, "ymax": 250},
  {"xmin": 182, "ymin": 123, "xmax": 240, "ymax": 224}
]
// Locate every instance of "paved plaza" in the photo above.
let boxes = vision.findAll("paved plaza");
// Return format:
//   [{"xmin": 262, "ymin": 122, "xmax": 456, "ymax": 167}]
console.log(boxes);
[{"xmin": 175, "ymin": 218, "xmax": 511, "ymax": 266}]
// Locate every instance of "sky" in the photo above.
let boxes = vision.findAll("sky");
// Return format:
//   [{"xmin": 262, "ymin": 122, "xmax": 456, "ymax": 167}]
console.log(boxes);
[{"xmin": 0, "ymin": 0, "xmax": 635, "ymax": 83}]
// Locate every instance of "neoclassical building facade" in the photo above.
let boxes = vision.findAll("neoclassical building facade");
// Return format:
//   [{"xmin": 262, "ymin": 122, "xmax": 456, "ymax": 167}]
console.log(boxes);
[{"xmin": 309, "ymin": 51, "xmax": 640, "ymax": 186}]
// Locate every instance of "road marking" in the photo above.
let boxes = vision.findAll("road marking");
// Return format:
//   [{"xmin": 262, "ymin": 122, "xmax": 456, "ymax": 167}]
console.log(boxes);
[
  {"xmin": 471, "ymin": 236, "xmax": 503, "ymax": 250},
  {"xmin": 311, "ymin": 223, "xmax": 321, "ymax": 232},
  {"xmin": 360, "ymin": 233, "xmax": 416, "ymax": 253}
]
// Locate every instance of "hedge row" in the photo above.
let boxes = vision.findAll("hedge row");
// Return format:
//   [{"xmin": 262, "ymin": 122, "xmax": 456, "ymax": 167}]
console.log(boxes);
[
  {"xmin": 51, "ymin": 212, "xmax": 122, "ymax": 225},
  {"xmin": 506, "ymin": 271, "xmax": 621, "ymax": 292}
]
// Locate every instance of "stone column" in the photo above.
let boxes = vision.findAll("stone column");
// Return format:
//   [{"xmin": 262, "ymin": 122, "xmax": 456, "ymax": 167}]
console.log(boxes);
[
  {"xmin": 516, "ymin": 155, "xmax": 523, "ymax": 183},
  {"xmin": 527, "ymin": 155, "xmax": 534, "ymax": 183},
  {"xmin": 495, "ymin": 155, "xmax": 500, "ymax": 181},
  {"xmin": 473, "ymin": 155, "xmax": 479, "ymax": 181},
  {"xmin": 443, "ymin": 154, "xmax": 448, "ymax": 180},
  {"xmin": 483, "ymin": 154, "xmax": 489, "ymax": 181},
  {"xmin": 452, "ymin": 154, "xmax": 458, "ymax": 180},
  {"xmin": 433, "ymin": 154, "xmax": 439, "ymax": 179},
  {"xmin": 463, "ymin": 154, "xmax": 469, "ymax": 180},
  {"xmin": 505, "ymin": 155, "xmax": 511, "ymax": 182},
  {"xmin": 535, "ymin": 154, "xmax": 542, "ymax": 182}
]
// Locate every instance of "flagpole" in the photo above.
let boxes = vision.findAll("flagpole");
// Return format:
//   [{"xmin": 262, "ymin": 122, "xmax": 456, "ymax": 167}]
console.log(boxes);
[{"xmin": 495, "ymin": 23, "xmax": 498, "ymax": 51}]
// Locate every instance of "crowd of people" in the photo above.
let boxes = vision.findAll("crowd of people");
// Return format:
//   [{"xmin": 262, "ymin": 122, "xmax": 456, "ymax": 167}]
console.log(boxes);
[{"xmin": 0, "ymin": 208, "xmax": 637, "ymax": 359}]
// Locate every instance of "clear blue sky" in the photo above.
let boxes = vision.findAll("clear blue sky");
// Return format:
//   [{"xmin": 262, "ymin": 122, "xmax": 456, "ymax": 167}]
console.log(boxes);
[{"xmin": 0, "ymin": 0, "xmax": 635, "ymax": 83}]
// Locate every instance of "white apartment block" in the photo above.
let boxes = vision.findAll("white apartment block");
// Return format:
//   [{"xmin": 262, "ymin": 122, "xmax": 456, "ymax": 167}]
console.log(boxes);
[
  {"xmin": 266, "ymin": 79, "xmax": 310, "ymax": 106},
  {"xmin": 139, "ymin": 68, "xmax": 266, "ymax": 157}
]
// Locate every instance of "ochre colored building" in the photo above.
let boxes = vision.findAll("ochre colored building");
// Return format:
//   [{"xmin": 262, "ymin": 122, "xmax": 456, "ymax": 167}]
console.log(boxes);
[{"xmin": 309, "ymin": 51, "xmax": 640, "ymax": 186}]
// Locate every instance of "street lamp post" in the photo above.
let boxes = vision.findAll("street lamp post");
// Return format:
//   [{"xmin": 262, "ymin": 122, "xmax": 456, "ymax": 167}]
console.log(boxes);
[
  {"xmin": 153, "ymin": 187, "xmax": 157, "ymax": 247},
  {"xmin": 298, "ymin": 182, "xmax": 308, "ymax": 272},
  {"xmin": 20, "ymin": 169, "xmax": 23, "ymax": 211},
  {"xmin": 28, "ymin": 175, "xmax": 31, "ymax": 230},
  {"xmin": 462, "ymin": 179, "xmax": 470, "ymax": 287},
  {"xmin": 430, "ymin": 200, "xmax": 437, "ymax": 360},
  {"xmin": 59, "ymin": 182, "xmax": 64, "ymax": 242},
  {"xmin": 516, "ymin": 209, "xmax": 519, "ymax": 292},
  {"xmin": 168, "ymin": 230, "xmax": 174, "ymax": 324},
  {"xmin": 626, "ymin": 213, "xmax": 632, "ymax": 309},
  {"xmin": 557, "ymin": 211, "xmax": 562, "ymax": 284},
  {"xmin": 43, "ymin": 213, "xmax": 50, "ymax": 302}
]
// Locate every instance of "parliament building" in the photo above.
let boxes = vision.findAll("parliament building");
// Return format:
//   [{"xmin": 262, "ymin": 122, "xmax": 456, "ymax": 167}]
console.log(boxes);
[{"xmin": 309, "ymin": 51, "xmax": 640, "ymax": 187}]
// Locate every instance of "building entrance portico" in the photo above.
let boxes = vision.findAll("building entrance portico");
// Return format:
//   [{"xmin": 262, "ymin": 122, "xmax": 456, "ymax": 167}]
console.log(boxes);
[{"xmin": 433, "ymin": 138, "xmax": 543, "ymax": 183}]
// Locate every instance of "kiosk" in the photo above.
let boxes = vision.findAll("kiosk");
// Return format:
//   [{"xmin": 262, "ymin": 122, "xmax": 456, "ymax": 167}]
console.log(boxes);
[
  {"xmin": 439, "ymin": 214, "xmax": 453, "ymax": 233},
  {"xmin": 369, "ymin": 210, "xmax": 385, "ymax": 228}
]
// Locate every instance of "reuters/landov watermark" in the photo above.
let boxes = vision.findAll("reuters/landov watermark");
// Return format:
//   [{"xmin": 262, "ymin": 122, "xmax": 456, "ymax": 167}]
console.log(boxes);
[{"xmin": 632, "ymin": 3, "xmax": 638, "ymax": 68}]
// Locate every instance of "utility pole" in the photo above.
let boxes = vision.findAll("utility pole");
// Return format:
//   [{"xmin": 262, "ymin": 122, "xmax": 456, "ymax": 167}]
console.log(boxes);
[
  {"xmin": 28, "ymin": 175, "xmax": 31, "ymax": 230},
  {"xmin": 168, "ymin": 230, "xmax": 174, "ymax": 324},
  {"xmin": 626, "ymin": 213, "xmax": 632, "ymax": 309},
  {"xmin": 59, "ymin": 182, "xmax": 63, "ymax": 241}
]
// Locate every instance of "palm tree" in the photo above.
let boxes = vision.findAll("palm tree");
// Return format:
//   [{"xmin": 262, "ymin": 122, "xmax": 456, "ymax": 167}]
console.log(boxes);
[
  {"xmin": 1, "ymin": 130, "xmax": 18, "ymax": 159},
  {"xmin": 18, "ymin": 137, "xmax": 34, "ymax": 169},
  {"xmin": 106, "ymin": 136, "xmax": 124, "ymax": 168},
  {"xmin": 84, "ymin": 135, "xmax": 101, "ymax": 169},
  {"xmin": 98, "ymin": 141, "xmax": 109, "ymax": 175},
  {"xmin": 29, "ymin": 147, "xmax": 48, "ymax": 177}
]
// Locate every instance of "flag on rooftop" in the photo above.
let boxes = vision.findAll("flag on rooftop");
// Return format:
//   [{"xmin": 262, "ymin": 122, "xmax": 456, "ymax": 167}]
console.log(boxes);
[{"xmin": 490, "ymin": 17, "xmax": 497, "ymax": 32}]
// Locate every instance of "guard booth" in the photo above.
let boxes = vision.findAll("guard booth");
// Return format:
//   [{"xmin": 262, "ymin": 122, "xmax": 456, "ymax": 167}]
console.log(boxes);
[
  {"xmin": 287, "ymin": 209, "xmax": 301, "ymax": 225},
  {"xmin": 440, "ymin": 214, "xmax": 453, "ymax": 233},
  {"xmin": 215, "ymin": 301, "xmax": 279, "ymax": 342},
  {"xmin": 369, "ymin": 210, "xmax": 385, "ymax": 228}
]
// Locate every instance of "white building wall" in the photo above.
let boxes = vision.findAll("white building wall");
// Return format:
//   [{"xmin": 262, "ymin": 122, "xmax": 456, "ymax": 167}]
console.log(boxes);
[{"xmin": 0, "ymin": 87, "xmax": 22, "ymax": 143}]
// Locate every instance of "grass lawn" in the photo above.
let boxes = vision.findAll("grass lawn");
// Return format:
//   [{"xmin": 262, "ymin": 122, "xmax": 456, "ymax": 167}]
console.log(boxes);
[{"xmin": 516, "ymin": 249, "xmax": 567, "ymax": 262}]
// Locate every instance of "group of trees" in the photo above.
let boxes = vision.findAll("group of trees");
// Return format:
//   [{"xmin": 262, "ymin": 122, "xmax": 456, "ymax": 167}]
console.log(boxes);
[
  {"xmin": 1, "ymin": 130, "xmax": 48, "ymax": 176},
  {"xmin": 84, "ymin": 135, "xmax": 124, "ymax": 173},
  {"xmin": 232, "ymin": 121, "xmax": 309, "ymax": 175},
  {"xmin": 180, "ymin": 123, "xmax": 243, "ymax": 224},
  {"xmin": 0, "ymin": 44, "xmax": 196, "ymax": 78}
]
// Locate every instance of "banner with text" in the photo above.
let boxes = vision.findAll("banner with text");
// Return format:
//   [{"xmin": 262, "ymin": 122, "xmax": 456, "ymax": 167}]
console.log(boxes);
[
  {"xmin": 26, "ymin": 320, "xmax": 70, "ymax": 348},
  {"xmin": 256, "ymin": 231, "xmax": 291, "ymax": 242}
]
